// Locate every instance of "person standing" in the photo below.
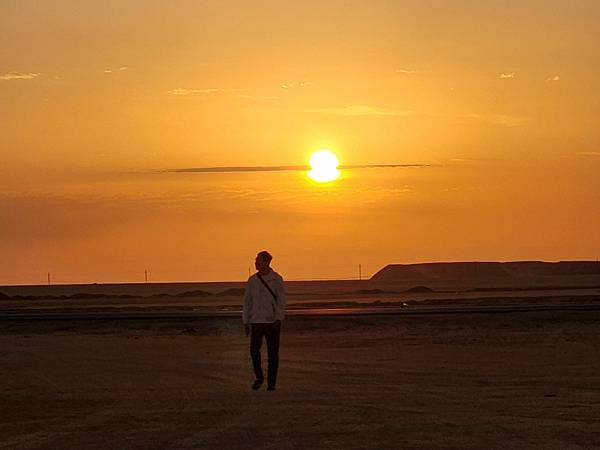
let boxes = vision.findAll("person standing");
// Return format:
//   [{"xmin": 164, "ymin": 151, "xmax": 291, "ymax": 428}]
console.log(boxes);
[{"xmin": 243, "ymin": 251, "xmax": 286, "ymax": 391}]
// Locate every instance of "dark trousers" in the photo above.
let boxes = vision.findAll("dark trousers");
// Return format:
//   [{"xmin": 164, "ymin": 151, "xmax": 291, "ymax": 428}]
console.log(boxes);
[{"xmin": 250, "ymin": 321, "xmax": 281, "ymax": 388}]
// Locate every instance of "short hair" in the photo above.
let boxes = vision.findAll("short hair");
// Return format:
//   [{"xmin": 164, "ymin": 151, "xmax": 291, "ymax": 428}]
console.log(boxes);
[{"xmin": 257, "ymin": 250, "xmax": 273, "ymax": 264}]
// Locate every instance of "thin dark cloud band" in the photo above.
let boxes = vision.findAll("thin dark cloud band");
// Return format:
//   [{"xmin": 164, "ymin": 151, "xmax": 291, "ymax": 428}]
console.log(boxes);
[
  {"xmin": 341, "ymin": 164, "xmax": 428, "ymax": 169},
  {"xmin": 165, "ymin": 164, "xmax": 428, "ymax": 174}
]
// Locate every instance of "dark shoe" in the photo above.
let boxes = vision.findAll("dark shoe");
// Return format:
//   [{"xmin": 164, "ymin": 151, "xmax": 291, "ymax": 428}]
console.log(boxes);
[
  {"xmin": 251, "ymin": 379, "xmax": 264, "ymax": 390},
  {"xmin": 267, "ymin": 386, "xmax": 276, "ymax": 391}
]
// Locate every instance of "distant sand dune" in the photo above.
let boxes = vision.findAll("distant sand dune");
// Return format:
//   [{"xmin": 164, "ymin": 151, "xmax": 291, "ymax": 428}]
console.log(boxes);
[{"xmin": 372, "ymin": 261, "xmax": 600, "ymax": 282}]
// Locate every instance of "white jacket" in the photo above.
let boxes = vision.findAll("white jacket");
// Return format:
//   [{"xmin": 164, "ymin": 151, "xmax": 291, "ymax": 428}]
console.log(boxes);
[{"xmin": 242, "ymin": 270, "xmax": 286, "ymax": 324}]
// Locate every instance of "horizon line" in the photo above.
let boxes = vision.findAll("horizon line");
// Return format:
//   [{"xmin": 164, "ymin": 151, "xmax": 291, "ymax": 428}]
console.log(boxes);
[{"xmin": 2, "ymin": 259, "xmax": 598, "ymax": 288}]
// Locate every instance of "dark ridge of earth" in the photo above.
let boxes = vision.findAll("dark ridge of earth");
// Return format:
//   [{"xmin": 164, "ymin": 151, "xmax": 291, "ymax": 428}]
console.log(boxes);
[{"xmin": 371, "ymin": 261, "xmax": 600, "ymax": 282}]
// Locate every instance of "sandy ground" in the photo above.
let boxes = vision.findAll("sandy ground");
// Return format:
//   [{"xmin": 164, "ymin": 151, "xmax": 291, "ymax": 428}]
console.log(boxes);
[{"xmin": 1, "ymin": 311, "xmax": 599, "ymax": 449}]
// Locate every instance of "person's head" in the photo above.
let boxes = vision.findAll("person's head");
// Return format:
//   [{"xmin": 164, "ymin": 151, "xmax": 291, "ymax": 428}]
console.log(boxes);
[{"xmin": 255, "ymin": 250, "xmax": 273, "ymax": 273}]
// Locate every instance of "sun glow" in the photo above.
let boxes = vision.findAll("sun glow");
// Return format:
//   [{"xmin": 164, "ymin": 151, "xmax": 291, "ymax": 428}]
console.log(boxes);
[{"xmin": 307, "ymin": 149, "xmax": 340, "ymax": 182}]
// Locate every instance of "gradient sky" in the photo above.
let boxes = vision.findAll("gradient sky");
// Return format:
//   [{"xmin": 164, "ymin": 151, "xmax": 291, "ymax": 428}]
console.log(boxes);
[{"xmin": 1, "ymin": 0, "xmax": 599, "ymax": 284}]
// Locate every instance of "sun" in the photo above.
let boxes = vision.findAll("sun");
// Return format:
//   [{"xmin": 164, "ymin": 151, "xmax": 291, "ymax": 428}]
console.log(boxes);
[{"xmin": 307, "ymin": 149, "xmax": 340, "ymax": 182}]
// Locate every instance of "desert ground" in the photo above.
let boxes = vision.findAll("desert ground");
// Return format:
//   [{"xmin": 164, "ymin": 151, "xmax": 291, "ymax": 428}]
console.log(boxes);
[
  {"xmin": 1, "ymin": 277, "xmax": 599, "ymax": 317},
  {"xmin": 1, "ymin": 309, "xmax": 599, "ymax": 450}
]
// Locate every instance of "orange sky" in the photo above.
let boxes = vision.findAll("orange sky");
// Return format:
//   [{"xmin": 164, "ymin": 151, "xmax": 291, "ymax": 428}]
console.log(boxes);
[{"xmin": 1, "ymin": 1, "xmax": 599, "ymax": 284}]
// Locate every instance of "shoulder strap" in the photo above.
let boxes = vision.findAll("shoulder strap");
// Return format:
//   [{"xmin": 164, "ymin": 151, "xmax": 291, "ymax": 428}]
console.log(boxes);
[{"xmin": 257, "ymin": 274, "xmax": 278, "ymax": 300}]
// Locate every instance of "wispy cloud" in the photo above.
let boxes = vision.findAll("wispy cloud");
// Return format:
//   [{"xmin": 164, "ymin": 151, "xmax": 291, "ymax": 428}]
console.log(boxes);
[
  {"xmin": 341, "ymin": 164, "xmax": 428, "ymax": 169},
  {"xmin": 167, "ymin": 88, "xmax": 225, "ymax": 96},
  {"xmin": 162, "ymin": 164, "xmax": 428, "ymax": 174},
  {"xmin": 103, "ymin": 67, "xmax": 127, "ymax": 74},
  {"xmin": 546, "ymin": 75, "xmax": 560, "ymax": 82},
  {"xmin": 0, "ymin": 72, "xmax": 40, "ymax": 81},
  {"xmin": 499, "ymin": 72, "xmax": 515, "ymax": 79},
  {"xmin": 396, "ymin": 69, "xmax": 420, "ymax": 75},
  {"xmin": 294, "ymin": 105, "xmax": 421, "ymax": 117},
  {"xmin": 576, "ymin": 151, "xmax": 600, "ymax": 157},
  {"xmin": 280, "ymin": 81, "xmax": 312, "ymax": 89}
]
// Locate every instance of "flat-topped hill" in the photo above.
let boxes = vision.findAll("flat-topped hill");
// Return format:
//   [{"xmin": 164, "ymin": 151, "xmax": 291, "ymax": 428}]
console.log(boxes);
[
  {"xmin": 3, "ymin": 261, "xmax": 600, "ymax": 298},
  {"xmin": 370, "ymin": 261, "xmax": 600, "ymax": 282}
]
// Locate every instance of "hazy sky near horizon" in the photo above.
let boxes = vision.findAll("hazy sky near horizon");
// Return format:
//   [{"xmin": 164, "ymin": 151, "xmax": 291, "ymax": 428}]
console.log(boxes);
[{"xmin": 1, "ymin": 0, "xmax": 599, "ymax": 284}]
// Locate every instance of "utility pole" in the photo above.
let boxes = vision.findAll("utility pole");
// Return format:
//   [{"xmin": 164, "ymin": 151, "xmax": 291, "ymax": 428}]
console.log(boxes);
[
  {"xmin": 144, "ymin": 270, "xmax": 148, "ymax": 284},
  {"xmin": 359, "ymin": 264, "xmax": 362, "ymax": 281},
  {"xmin": 47, "ymin": 272, "xmax": 51, "ymax": 286},
  {"xmin": 248, "ymin": 267, "xmax": 251, "ymax": 278}
]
